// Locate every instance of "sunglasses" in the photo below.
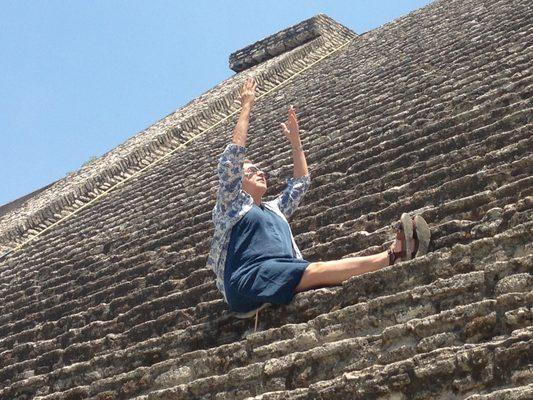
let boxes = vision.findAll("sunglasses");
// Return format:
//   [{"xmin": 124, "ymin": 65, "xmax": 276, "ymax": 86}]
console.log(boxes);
[{"xmin": 244, "ymin": 165, "xmax": 269, "ymax": 180}]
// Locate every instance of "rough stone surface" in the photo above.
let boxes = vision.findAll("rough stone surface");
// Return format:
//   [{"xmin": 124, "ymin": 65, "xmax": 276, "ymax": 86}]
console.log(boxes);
[{"xmin": 0, "ymin": 0, "xmax": 532, "ymax": 399}]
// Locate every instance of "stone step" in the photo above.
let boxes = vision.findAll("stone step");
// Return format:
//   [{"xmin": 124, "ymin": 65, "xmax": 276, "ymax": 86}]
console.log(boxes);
[
  {"xmin": 102, "ymin": 292, "xmax": 532, "ymax": 400},
  {"xmin": 1, "ymin": 245, "xmax": 529, "ymax": 397},
  {"xmin": 4, "ymin": 194, "xmax": 532, "ymax": 340},
  {"xmin": 86, "ymin": 96, "xmax": 531, "ymax": 245},
  {"xmin": 308, "ymin": 155, "xmax": 531, "ymax": 237},
  {"xmin": 4, "ymin": 209, "xmax": 532, "ymax": 344},
  {"xmin": 7, "ymin": 267, "xmax": 531, "ymax": 400},
  {"xmin": 0, "ymin": 206, "xmax": 529, "ymax": 367},
  {"xmin": 302, "ymin": 41, "xmax": 531, "ymax": 160},
  {"xmin": 1, "ymin": 87, "xmax": 528, "ymax": 292},
  {"xmin": 301, "ymin": 122, "xmax": 531, "ymax": 225},
  {"xmin": 0, "ymin": 277, "xmax": 215, "ymax": 352},
  {"xmin": 318, "ymin": 77, "xmax": 533, "ymax": 170},
  {"xmin": 1, "ymin": 155, "xmax": 529, "ymax": 335},
  {"xmin": 120, "ymin": 316, "xmax": 533, "ymax": 400},
  {"xmin": 1, "ymin": 93, "xmax": 528, "ymax": 294},
  {"xmin": 0, "ymin": 243, "xmax": 210, "ymax": 313},
  {"xmin": 75, "ymin": 100, "xmax": 533, "ymax": 243},
  {"xmin": 305, "ymin": 85, "xmax": 531, "ymax": 185},
  {"xmin": 464, "ymin": 383, "xmax": 533, "ymax": 400},
  {"xmin": 305, "ymin": 190, "xmax": 531, "ymax": 264},
  {"xmin": 239, "ymin": 327, "xmax": 533, "ymax": 400}
]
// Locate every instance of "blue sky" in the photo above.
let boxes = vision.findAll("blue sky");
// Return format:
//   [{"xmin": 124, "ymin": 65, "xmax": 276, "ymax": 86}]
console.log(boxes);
[{"xmin": 0, "ymin": 0, "xmax": 433, "ymax": 206}]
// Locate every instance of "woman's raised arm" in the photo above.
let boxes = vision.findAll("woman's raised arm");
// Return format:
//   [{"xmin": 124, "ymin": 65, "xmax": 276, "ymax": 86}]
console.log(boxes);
[
  {"xmin": 214, "ymin": 78, "xmax": 257, "ymax": 219},
  {"xmin": 232, "ymin": 77, "xmax": 257, "ymax": 147},
  {"xmin": 280, "ymin": 105, "xmax": 309, "ymax": 179}
]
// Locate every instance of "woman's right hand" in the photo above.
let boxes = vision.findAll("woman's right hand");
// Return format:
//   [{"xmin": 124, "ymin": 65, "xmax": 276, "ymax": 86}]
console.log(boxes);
[{"xmin": 239, "ymin": 77, "xmax": 257, "ymax": 107}]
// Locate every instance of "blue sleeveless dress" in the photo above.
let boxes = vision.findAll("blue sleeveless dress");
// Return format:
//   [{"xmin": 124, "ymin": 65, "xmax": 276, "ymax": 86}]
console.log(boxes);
[{"xmin": 224, "ymin": 202, "xmax": 310, "ymax": 313}]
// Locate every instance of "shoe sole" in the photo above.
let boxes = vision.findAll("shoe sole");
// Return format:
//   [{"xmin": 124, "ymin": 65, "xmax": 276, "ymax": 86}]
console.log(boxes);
[
  {"xmin": 401, "ymin": 212, "xmax": 414, "ymax": 261},
  {"xmin": 414, "ymin": 215, "xmax": 431, "ymax": 257}
]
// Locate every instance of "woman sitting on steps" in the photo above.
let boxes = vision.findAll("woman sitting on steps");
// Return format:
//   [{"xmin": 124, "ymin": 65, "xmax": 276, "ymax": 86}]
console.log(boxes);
[{"xmin": 206, "ymin": 77, "xmax": 431, "ymax": 318}]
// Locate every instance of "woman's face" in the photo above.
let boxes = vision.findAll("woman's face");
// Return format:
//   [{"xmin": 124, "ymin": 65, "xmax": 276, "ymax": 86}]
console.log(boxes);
[{"xmin": 242, "ymin": 161, "xmax": 268, "ymax": 196}]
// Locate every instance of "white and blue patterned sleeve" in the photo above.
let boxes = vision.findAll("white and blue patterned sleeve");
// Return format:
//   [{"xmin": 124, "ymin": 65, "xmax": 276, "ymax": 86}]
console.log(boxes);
[
  {"xmin": 214, "ymin": 143, "xmax": 248, "ymax": 220},
  {"xmin": 274, "ymin": 173, "xmax": 311, "ymax": 220}
]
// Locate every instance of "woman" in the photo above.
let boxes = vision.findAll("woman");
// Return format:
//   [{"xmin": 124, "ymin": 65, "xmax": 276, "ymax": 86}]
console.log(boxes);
[{"xmin": 206, "ymin": 77, "xmax": 431, "ymax": 318}]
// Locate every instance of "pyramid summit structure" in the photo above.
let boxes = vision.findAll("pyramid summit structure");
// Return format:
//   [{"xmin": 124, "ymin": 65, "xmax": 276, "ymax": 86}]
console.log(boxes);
[{"xmin": 1, "ymin": 0, "xmax": 532, "ymax": 398}]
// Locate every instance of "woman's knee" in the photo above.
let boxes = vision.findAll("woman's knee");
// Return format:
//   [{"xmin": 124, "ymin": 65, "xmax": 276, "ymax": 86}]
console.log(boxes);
[
  {"xmin": 295, "ymin": 262, "xmax": 325, "ymax": 292},
  {"xmin": 306, "ymin": 261, "xmax": 327, "ymax": 276}
]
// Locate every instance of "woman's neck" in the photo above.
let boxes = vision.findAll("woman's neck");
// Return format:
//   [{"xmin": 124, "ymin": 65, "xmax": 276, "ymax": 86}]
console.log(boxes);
[{"xmin": 252, "ymin": 196, "xmax": 262, "ymax": 206}]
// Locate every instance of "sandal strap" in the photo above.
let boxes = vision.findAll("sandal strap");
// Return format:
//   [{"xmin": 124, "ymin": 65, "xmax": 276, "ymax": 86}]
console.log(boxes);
[
  {"xmin": 388, "ymin": 247, "xmax": 405, "ymax": 265},
  {"xmin": 389, "ymin": 216, "xmax": 419, "ymax": 265},
  {"xmin": 388, "ymin": 248, "xmax": 396, "ymax": 265},
  {"xmin": 393, "ymin": 220, "xmax": 403, "ymax": 231},
  {"xmin": 390, "ymin": 238, "xmax": 419, "ymax": 265}
]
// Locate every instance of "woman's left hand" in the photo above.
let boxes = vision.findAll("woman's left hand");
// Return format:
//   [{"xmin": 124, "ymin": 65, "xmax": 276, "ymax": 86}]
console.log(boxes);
[{"xmin": 280, "ymin": 105, "xmax": 301, "ymax": 145}]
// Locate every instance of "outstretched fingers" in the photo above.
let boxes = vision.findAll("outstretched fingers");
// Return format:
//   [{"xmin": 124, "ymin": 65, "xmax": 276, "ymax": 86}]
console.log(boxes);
[{"xmin": 245, "ymin": 77, "xmax": 257, "ymax": 89}]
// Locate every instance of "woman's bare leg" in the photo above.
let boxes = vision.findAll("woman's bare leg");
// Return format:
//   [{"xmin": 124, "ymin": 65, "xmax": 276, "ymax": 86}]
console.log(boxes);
[
  {"xmin": 294, "ymin": 223, "xmax": 411, "ymax": 293},
  {"xmin": 294, "ymin": 250, "xmax": 390, "ymax": 293}
]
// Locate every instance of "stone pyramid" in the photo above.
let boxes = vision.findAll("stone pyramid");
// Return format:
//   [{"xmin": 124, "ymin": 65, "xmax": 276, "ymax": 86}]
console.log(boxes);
[{"xmin": 0, "ymin": 0, "xmax": 532, "ymax": 398}]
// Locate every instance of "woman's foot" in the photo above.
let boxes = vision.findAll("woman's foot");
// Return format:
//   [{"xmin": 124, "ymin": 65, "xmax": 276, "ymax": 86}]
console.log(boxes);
[
  {"xmin": 388, "ymin": 229, "xmax": 406, "ymax": 265},
  {"xmin": 389, "ymin": 213, "xmax": 424, "ymax": 265}
]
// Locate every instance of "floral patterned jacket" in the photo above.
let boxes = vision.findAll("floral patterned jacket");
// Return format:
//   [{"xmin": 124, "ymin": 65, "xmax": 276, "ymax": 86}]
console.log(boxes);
[{"xmin": 206, "ymin": 143, "xmax": 311, "ymax": 303}]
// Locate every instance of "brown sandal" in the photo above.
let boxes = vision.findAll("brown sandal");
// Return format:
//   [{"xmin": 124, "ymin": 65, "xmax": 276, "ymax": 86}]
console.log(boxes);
[
  {"xmin": 388, "ymin": 213, "xmax": 420, "ymax": 265},
  {"xmin": 387, "ymin": 230, "xmax": 405, "ymax": 265}
]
